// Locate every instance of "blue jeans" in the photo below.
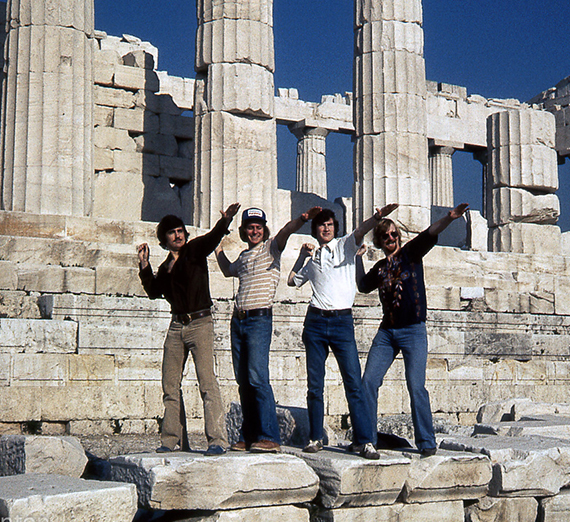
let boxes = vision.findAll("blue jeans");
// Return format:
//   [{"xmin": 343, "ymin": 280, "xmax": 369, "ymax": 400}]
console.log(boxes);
[
  {"xmin": 231, "ymin": 313, "xmax": 280, "ymax": 444},
  {"xmin": 302, "ymin": 311, "xmax": 374, "ymax": 445},
  {"xmin": 362, "ymin": 322, "xmax": 436, "ymax": 450}
]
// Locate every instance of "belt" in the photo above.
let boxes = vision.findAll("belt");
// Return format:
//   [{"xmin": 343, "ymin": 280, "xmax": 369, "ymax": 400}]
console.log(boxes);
[
  {"xmin": 172, "ymin": 309, "xmax": 211, "ymax": 325},
  {"xmin": 234, "ymin": 308, "xmax": 272, "ymax": 320},
  {"xmin": 308, "ymin": 306, "xmax": 352, "ymax": 318}
]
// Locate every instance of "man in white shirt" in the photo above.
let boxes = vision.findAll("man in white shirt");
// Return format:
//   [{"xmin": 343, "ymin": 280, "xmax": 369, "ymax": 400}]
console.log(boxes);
[{"xmin": 288, "ymin": 205, "xmax": 397, "ymax": 459}]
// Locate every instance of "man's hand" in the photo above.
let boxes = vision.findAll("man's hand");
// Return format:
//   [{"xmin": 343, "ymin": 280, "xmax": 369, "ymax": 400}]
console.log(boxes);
[
  {"xmin": 221, "ymin": 202, "xmax": 241, "ymax": 220},
  {"xmin": 302, "ymin": 206, "xmax": 322, "ymax": 222},
  {"xmin": 300, "ymin": 243, "xmax": 315, "ymax": 257},
  {"xmin": 449, "ymin": 203, "xmax": 469, "ymax": 220},
  {"xmin": 375, "ymin": 203, "xmax": 398, "ymax": 220},
  {"xmin": 137, "ymin": 243, "xmax": 149, "ymax": 268}
]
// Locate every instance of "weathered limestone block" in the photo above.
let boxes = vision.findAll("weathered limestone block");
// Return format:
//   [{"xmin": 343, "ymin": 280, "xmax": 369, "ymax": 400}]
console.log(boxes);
[
  {"xmin": 489, "ymin": 223, "xmax": 561, "ymax": 254},
  {"xmin": 123, "ymin": 50, "xmax": 155, "ymax": 69},
  {"xmin": 487, "ymin": 110, "xmax": 558, "ymax": 191},
  {"xmin": 94, "ymin": 146, "xmax": 114, "ymax": 171},
  {"xmin": 0, "ymin": 473, "xmax": 137, "ymax": 522},
  {"xmin": 489, "ymin": 187, "xmax": 559, "ymax": 226},
  {"xmin": 99, "ymin": 34, "xmax": 159, "ymax": 67},
  {"xmin": 94, "ymin": 126, "xmax": 137, "ymax": 151},
  {"xmin": 92, "ymin": 171, "xmax": 144, "ymax": 221},
  {"xmin": 134, "ymin": 133, "xmax": 178, "ymax": 156},
  {"xmin": 154, "ymin": 74, "xmax": 195, "ymax": 111},
  {"xmin": 206, "ymin": 63, "xmax": 274, "ymax": 117},
  {"xmin": 540, "ymin": 489, "xmax": 570, "ymax": 522},
  {"xmin": 510, "ymin": 398, "xmax": 570, "ymax": 421},
  {"xmin": 287, "ymin": 447, "xmax": 411, "ymax": 508},
  {"xmin": 198, "ymin": 0, "xmax": 273, "ymax": 25},
  {"xmin": 94, "ymin": 84, "xmax": 136, "ymax": 108},
  {"xmin": 94, "ymin": 266, "xmax": 145, "ymax": 296},
  {"xmin": 465, "ymin": 496, "xmax": 538, "ymax": 522},
  {"xmin": 0, "ymin": 262, "xmax": 21, "ymax": 291},
  {"xmin": 474, "ymin": 416, "xmax": 570, "ymax": 440},
  {"xmin": 355, "ymin": 0, "xmax": 423, "ymax": 26},
  {"xmin": 356, "ymin": 19, "xmax": 424, "ymax": 55},
  {"xmin": 0, "ymin": 318, "xmax": 77, "ymax": 354},
  {"xmin": 112, "ymin": 150, "xmax": 159, "ymax": 175},
  {"xmin": 113, "ymin": 64, "xmax": 159, "ymax": 92},
  {"xmin": 401, "ymin": 451, "xmax": 491, "ymax": 503},
  {"xmin": 109, "ymin": 452, "xmax": 319, "ymax": 510},
  {"xmin": 441, "ymin": 435, "xmax": 570, "ymax": 497},
  {"xmin": 114, "ymin": 107, "xmax": 160, "ymax": 134},
  {"xmin": 313, "ymin": 500, "xmax": 464, "ymax": 522},
  {"xmin": 0, "ymin": 435, "xmax": 87, "ymax": 478},
  {"xmin": 196, "ymin": 19, "xmax": 274, "ymax": 72},
  {"xmin": 183, "ymin": 505, "xmax": 309, "ymax": 521},
  {"xmin": 159, "ymin": 155, "xmax": 193, "ymax": 180},
  {"xmin": 159, "ymin": 113, "xmax": 195, "ymax": 138}
]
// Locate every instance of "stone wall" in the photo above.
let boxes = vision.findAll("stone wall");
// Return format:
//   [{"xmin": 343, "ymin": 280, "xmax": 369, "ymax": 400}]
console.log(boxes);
[{"xmin": 1, "ymin": 212, "xmax": 570, "ymax": 436}]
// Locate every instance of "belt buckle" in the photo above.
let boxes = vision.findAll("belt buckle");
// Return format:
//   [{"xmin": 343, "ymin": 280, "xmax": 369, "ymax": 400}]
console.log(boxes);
[
  {"xmin": 237, "ymin": 310, "xmax": 246, "ymax": 320},
  {"xmin": 180, "ymin": 313, "xmax": 191, "ymax": 325}
]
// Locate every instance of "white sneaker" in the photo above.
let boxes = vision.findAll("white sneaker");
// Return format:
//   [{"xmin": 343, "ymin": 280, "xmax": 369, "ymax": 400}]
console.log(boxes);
[
  {"xmin": 360, "ymin": 442, "xmax": 379, "ymax": 460},
  {"xmin": 303, "ymin": 440, "xmax": 324, "ymax": 453}
]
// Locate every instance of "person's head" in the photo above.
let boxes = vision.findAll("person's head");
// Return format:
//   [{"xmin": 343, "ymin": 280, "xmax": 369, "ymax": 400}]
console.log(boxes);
[
  {"xmin": 157, "ymin": 215, "xmax": 188, "ymax": 251},
  {"xmin": 239, "ymin": 208, "xmax": 270, "ymax": 246},
  {"xmin": 373, "ymin": 218, "xmax": 401, "ymax": 255},
  {"xmin": 311, "ymin": 208, "xmax": 339, "ymax": 245}
]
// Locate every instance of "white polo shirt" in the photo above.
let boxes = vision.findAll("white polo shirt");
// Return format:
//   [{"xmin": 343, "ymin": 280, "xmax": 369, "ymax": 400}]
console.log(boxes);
[{"xmin": 292, "ymin": 233, "xmax": 359, "ymax": 310}]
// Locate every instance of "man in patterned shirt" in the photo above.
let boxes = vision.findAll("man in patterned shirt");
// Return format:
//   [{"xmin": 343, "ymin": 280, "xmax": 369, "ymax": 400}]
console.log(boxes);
[{"xmin": 215, "ymin": 206, "xmax": 321, "ymax": 452}]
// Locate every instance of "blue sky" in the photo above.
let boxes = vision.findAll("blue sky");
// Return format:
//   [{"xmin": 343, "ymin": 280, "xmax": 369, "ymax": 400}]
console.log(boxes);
[{"xmin": 94, "ymin": 0, "xmax": 570, "ymax": 229}]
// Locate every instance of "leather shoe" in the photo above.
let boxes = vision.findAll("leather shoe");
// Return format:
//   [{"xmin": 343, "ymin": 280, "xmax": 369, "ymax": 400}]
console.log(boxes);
[
  {"xmin": 250, "ymin": 440, "xmax": 281, "ymax": 453},
  {"xmin": 205, "ymin": 445, "xmax": 227, "ymax": 456}
]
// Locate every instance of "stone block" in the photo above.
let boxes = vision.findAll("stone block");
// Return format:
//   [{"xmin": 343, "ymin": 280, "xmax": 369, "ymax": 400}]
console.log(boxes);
[
  {"xmin": 287, "ymin": 447, "xmax": 411, "ymax": 508},
  {"xmin": 93, "ymin": 125, "xmax": 136, "ymax": 151},
  {"xmin": 355, "ymin": 0, "xmax": 422, "ymax": 26},
  {"xmin": 489, "ymin": 223, "xmax": 561, "ymax": 254},
  {"xmin": 69, "ymin": 354, "xmax": 115, "ymax": 381},
  {"xmin": 206, "ymin": 63, "xmax": 274, "ymax": 117},
  {"xmin": 94, "ymin": 104, "xmax": 114, "ymax": 126},
  {"xmin": 313, "ymin": 500, "xmax": 464, "ymax": 522},
  {"xmin": 12, "ymin": 353, "xmax": 68, "ymax": 383},
  {"xmin": 401, "ymin": 451, "xmax": 491, "ymax": 503},
  {"xmin": 474, "ymin": 416, "xmax": 570, "ymax": 440},
  {"xmin": 92, "ymin": 171, "xmax": 144, "ymax": 221},
  {"xmin": 123, "ymin": 50, "xmax": 155, "ymax": 69},
  {"xmin": 0, "ymin": 261, "xmax": 18, "ymax": 290},
  {"xmin": 541, "ymin": 489, "xmax": 570, "ymax": 522},
  {"xmin": 114, "ymin": 106, "xmax": 159, "ymax": 133},
  {"xmin": 94, "ymin": 146, "xmax": 114, "ymax": 171},
  {"xmin": 113, "ymin": 64, "xmax": 159, "ymax": 92},
  {"xmin": 489, "ymin": 187, "xmax": 559, "ymax": 226},
  {"xmin": 488, "ymin": 109, "xmax": 556, "ymax": 149},
  {"xmin": 94, "ymin": 84, "xmax": 135, "ymax": 109},
  {"xmin": 187, "ymin": 505, "xmax": 309, "ymax": 521},
  {"xmin": 159, "ymin": 112, "xmax": 195, "ymax": 138},
  {"xmin": 440, "ymin": 435, "xmax": 570, "ymax": 497},
  {"xmin": 0, "ymin": 318, "xmax": 77, "ymax": 354},
  {"xmin": 355, "ymin": 19, "xmax": 424, "ymax": 55},
  {"xmin": 155, "ymin": 74, "xmax": 195, "ymax": 111},
  {"xmin": 0, "ymin": 388, "xmax": 42, "ymax": 423},
  {"xmin": 159, "ymin": 155, "xmax": 193, "ymax": 181},
  {"xmin": 465, "ymin": 496, "xmax": 538, "ymax": 522},
  {"xmin": 198, "ymin": 0, "xmax": 273, "ymax": 25},
  {"xmin": 134, "ymin": 133, "xmax": 178, "ymax": 156},
  {"xmin": 196, "ymin": 19, "xmax": 274, "ymax": 72},
  {"xmin": 109, "ymin": 452, "xmax": 318, "ymax": 510},
  {"xmin": 0, "ymin": 435, "xmax": 87, "ymax": 478},
  {"xmin": 0, "ymin": 473, "xmax": 137, "ymax": 522}
]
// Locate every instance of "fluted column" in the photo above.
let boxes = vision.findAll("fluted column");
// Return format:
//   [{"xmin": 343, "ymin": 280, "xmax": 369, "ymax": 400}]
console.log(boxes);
[
  {"xmin": 429, "ymin": 145, "xmax": 454, "ymax": 207},
  {"xmin": 193, "ymin": 0, "xmax": 277, "ymax": 229},
  {"xmin": 0, "ymin": 0, "xmax": 95, "ymax": 216},
  {"xmin": 353, "ymin": 0, "xmax": 430, "ymax": 232},
  {"xmin": 290, "ymin": 124, "xmax": 329, "ymax": 199},
  {"xmin": 487, "ymin": 109, "xmax": 560, "ymax": 253}
]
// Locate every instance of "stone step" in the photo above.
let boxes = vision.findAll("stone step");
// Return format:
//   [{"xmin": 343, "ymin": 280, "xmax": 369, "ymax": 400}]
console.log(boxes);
[
  {"xmin": 0, "ymin": 473, "xmax": 137, "ymax": 521},
  {"xmin": 109, "ymin": 451, "xmax": 319, "ymax": 511},
  {"xmin": 473, "ymin": 415, "xmax": 570, "ymax": 440},
  {"xmin": 0, "ymin": 435, "xmax": 87, "ymax": 478},
  {"xmin": 440, "ymin": 434, "xmax": 570, "ymax": 497},
  {"xmin": 286, "ymin": 446, "xmax": 491, "ymax": 508}
]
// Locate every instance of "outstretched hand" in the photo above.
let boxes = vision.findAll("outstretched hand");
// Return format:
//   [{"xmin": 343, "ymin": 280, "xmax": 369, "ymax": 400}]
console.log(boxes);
[
  {"xmin": 300, "ymin": 243, "xmax": 315, "ymax": 257},
  {"xmin": 221, "ymin": 202, "xmax": 241, "ymax": 220},
  {"xmin": 450, "ymin": 203, "xmax": 469, "ymax": 220},
  {"xmin": 303, "ymin": 206, "xmax": 322, "ymax": 221},
  {"xmin": 376, "ymin": 203, "xmax": 398, "ymax": 219}
]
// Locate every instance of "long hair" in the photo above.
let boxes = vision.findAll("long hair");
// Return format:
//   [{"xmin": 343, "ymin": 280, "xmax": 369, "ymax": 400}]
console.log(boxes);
[{"xmin": 372, "ymin": 218, "xmax": 401, "ymax": 249}]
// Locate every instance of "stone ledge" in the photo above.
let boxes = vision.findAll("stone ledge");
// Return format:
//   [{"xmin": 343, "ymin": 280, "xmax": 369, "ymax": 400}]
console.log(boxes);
[{"xmin": 109, "ymin": 451, "xmax": 319, "ymax": 510}]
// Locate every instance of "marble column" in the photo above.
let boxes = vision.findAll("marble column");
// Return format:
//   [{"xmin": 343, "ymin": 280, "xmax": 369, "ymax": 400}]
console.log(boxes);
[
  {"xmin": 0, "ymin": 0, "xmax": 95, "ymax": 216},
  {"xmin": 487, "ymin": 109, "xmax": 560, "ymax": 253},
  {"xmin": 193, "ymin": 0, "xmax": 277, "ymax": 229},
  {"xmin": 290, "ymin": 124, "xmax": 329, "ymax": 199},
  {"xmin": 429, "ymin": 145, "xmax": 454, "ymax": 207},
  {"xmin": 353, "ymin": 0, "xmax": 430, "ymax": 232}
]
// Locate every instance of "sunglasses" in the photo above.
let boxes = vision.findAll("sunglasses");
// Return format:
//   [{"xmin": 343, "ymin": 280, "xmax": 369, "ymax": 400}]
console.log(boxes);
[{"xmin": 381, "ymin": 231, "xmax": 399, "ymax": 240}]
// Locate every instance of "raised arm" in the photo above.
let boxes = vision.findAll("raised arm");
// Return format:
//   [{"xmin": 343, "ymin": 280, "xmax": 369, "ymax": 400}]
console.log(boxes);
[
  {"xmin": 355, "ymin": 244, "xmax": 367, "ymax": 287},
  {"xmin": 287, "ymin": 243, "xmax": 315, "ymax": 286},
  {"xmin": 275, "ymin": 206, "xmax": 322, "ymax": 251},
  {"xmin": 215, "ymin": 245, "xmax": 233, "ymax": 277},
  {"xmin": 428, "ymin": 203, "xmax": 469, "ymax": 236},
  {"xmin": 353, "ymin": 203, "xmax": 398, "ymax": 245}
]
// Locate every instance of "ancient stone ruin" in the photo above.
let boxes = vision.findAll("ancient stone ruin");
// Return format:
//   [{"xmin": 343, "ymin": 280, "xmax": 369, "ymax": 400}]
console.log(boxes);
[{"xmin": 1, "ymin": 0, "xmax": 570, "ymax": 520}]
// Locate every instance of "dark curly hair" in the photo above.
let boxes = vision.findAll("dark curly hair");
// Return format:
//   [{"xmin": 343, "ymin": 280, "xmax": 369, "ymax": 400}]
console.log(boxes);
[{"xmin": 311, "ymin": 209, "xmax": 339, "ymax": 239}]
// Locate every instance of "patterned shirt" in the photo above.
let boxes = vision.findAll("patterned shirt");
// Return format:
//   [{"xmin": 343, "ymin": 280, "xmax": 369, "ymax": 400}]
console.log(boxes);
[
  {"xmin": 229, "ymin": 238, "xmax": 282, "ymax": 311},
  {"xmin": 358, "ymin": 229, "xmax": 437, "ymax": 329}
]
